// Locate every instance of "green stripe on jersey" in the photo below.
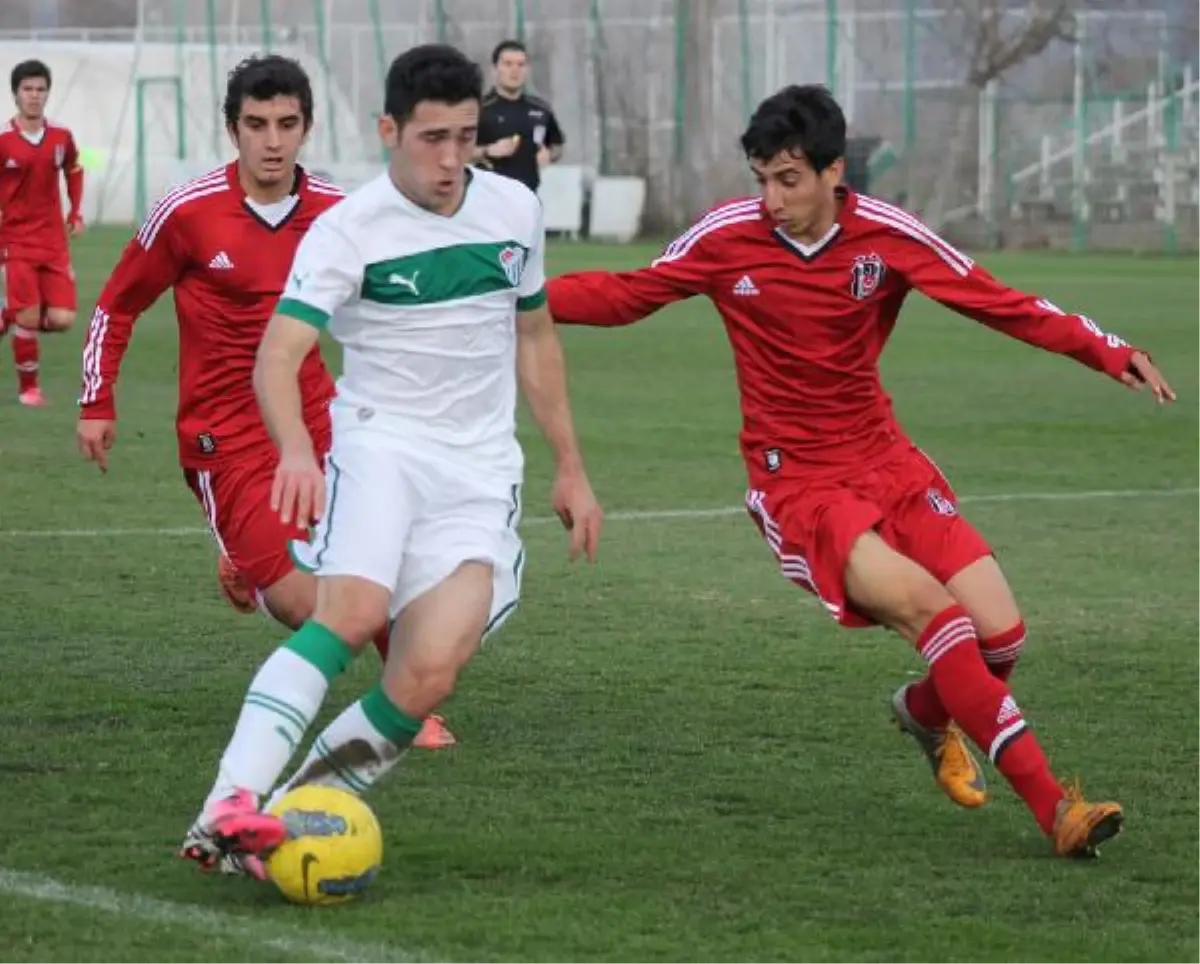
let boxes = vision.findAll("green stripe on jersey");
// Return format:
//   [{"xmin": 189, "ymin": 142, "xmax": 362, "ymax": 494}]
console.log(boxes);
[
  {"xmin": 516, "ymin": 286, "xmax": 547, "ymax": 312},
  {"xmin": 361, "ymin": 241, "xmax": 530, "ymax": 306},
  {"xmin": 277, "ymin": 297, "xmax": 330, "ymax": 329}
]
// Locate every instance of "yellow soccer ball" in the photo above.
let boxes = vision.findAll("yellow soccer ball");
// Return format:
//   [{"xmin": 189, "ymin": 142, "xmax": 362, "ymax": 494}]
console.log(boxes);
[{"xmin": 264, "ymin": 785, "xmax": 383, "ymax": 906}]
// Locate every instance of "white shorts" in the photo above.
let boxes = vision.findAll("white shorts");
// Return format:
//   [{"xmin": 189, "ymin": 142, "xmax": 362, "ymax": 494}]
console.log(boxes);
[{"xmin": 291, "ymin": 424, "xmax": 524, "ymax": 636}]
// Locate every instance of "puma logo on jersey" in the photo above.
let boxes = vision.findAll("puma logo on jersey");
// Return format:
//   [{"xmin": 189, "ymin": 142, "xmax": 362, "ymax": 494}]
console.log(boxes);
[
  {"xmin": 388, "ymin": 270, "xmax": 420, "ymax": 295},
  {"xmin": 208, "ymin": 251, "xmax": 235, "ymax": 270}
]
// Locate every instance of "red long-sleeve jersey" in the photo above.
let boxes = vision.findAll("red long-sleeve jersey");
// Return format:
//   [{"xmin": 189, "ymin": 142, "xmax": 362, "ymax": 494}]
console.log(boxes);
[
  {"xmin": 0, "ymin": 118, "xmax": 82, "ymax": 259},
  {"xmin": 79, "ymin": 162, "xmax": 342, "ymax": 469},
  {"xmin": 548, "ymin": 189, "xmax": 1137, "ymax": 487}
]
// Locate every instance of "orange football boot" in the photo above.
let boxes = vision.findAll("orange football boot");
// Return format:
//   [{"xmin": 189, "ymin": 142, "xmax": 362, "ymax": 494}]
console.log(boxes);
[
  {"xmin": 413, "ymin": 713, "xmax": 457, "ymax": 750},
  {"xmin": 1053, "ymin": 782, "xmax": 1124, "ymax": 858},
  {"xmin": 892, "ymin": 683, "xmax": 988, "ymax": 809}
]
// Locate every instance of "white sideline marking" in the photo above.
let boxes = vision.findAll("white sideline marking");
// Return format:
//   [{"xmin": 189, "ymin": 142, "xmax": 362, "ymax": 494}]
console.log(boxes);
[
  {"xmin": 0, "ymin": 486, "xmax": 1194, "ymax": 539},
  {"xmin": 0, "ymin": 868, "xmax": 420, "ymax": 963}
]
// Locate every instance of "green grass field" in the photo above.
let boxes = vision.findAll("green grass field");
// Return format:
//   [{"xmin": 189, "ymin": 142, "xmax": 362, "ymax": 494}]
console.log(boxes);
[{"xmin": 0, "ymin": 228, "xmax": 1196, "ymax": 963}]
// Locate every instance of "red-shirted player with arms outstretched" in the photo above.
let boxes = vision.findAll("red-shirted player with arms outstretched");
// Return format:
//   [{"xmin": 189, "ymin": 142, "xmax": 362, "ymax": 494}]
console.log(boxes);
[
  {"xmin": 548, "ymin": 85, "xmax": 1176, "ymax": 859},
  {"xmin": 75, "ymin": 58, "xmax": 454, "ymax": 869},
  {"xmin": 0, "ymin": 59, "xmax": 84, "ymax": 406}
]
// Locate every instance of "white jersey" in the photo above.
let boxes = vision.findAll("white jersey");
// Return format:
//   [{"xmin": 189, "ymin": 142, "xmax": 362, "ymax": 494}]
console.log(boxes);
[{"xmin": 277, "ymin": 167, "xmax": 546, "ymax": 473}]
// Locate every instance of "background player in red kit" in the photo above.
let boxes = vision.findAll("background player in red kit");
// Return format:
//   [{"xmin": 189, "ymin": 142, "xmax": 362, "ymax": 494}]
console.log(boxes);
[
  {"xmin": 0, "ymin": 59, "xmax": 84, "ymax": 406},
  {"xmin": 75, "ymin": 57, "xmax": 453, "ymax": 840},
  {"xmin": 548, "ymin": 85, "xmax": 1176, "ymax": 859}
]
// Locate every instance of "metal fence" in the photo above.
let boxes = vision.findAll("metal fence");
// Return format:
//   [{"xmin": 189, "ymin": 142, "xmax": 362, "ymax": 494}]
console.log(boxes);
[{"xmin": 1, "ymin": 0, "xmax": 1194, "ymax": 248}]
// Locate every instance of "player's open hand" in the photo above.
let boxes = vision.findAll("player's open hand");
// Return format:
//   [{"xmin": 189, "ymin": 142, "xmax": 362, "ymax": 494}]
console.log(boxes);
[
  {"xmin": 1119, "ymin": 351, "xmax": 1176, "ymax": 404},
  {"xmin": 66, "ymin": 214, "xmax": 85, "ymax": 239},
  {"xmin": 551, "ymin": 467, "xmax": 604, "ymax": 563},
  {"xmin": 76, "ymin": 417, "xmax": 116, "ymax": 473},
  {"xmin": 271, "ymin": 445, "xmax": 325, "ymax": 528}
]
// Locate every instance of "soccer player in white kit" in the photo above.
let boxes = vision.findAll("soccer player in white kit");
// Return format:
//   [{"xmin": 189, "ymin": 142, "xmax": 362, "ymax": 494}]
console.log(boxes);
[{"xmin": 180, "ymin": 43, "xmax": 604, "ymax": 874}]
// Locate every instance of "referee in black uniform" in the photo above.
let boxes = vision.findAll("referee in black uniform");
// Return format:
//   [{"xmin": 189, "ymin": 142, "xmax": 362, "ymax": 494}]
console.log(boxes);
[{"xmin": 474, "ymin": 39, "xmax": 564, "ymax": 193}]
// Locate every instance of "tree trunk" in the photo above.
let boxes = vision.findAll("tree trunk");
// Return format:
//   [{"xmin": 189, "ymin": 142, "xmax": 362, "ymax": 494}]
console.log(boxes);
[{"xmin": 920, "ymin": 90, "xmax": 977, "ymax": 229}]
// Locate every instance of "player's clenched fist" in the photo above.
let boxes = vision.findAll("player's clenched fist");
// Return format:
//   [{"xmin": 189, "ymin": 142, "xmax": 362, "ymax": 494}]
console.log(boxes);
[
  {"xmin": 552, "ymin": 467, "xmax": 604, "ymax": 563},
  {"xmin": 271, "ymin": 446, "xmax": 325, "ymax": 528},
  {"xmin": 76, "ymin": 418, "xmax": 115, "ymax": 473}
]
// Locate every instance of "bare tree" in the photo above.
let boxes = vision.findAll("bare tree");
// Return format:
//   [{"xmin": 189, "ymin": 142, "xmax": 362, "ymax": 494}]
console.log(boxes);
[{"xmin": 920, "ymin": 0, "xmax": 1078, "ymax": 228}]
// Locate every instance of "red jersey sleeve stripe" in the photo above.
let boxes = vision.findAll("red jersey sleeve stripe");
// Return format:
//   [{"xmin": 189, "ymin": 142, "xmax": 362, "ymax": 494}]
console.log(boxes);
[
  {"xmin": 853, "ymin": 196, "xmax": 975, "ymax": 276},
  {"xmin": 80, "ymin": 306, "xmax": 109, "ymax": 404},
  {"xmin": 136, "ymin": 168, "xmax": 224, "ymax": 226},
  {"xmin": 658, "ymin": 197, "xmax": 760, "ymax": 261},
  {"xmin": 136, "ymin": 170, "xmax": 226, "ymax": 249},
  {"xmin": 653, "ymin": 209, "xmax": 762, "ymax": 266}
]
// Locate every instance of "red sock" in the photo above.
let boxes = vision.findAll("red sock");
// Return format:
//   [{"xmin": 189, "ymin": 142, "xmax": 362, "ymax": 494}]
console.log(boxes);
[
  {"xmin": 11, "ymin": 328, "xmax": 39, "ymax": 393},
  {"xmin": 980, "ymin": 621, "xmax": 1025, "ymax": 682},
  {"xmin": 904, "ymin": 676, "xmax": 950, "ymax": 731},
  {"xmin": 906, "ymin": 619, "xmax": 1028, "ymax": 727},
  {"xmin": 372, "ymin": 625, "xmax": 390, "ymax": 662},
  {"xmin": 917, "ymin": 606, "xmax": 1064, "ymax": 833}
]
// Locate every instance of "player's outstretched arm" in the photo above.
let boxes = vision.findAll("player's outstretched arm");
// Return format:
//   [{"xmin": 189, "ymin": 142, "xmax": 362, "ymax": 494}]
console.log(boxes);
[
  {"xmin": 887, "ymin": 220, "xmax": 1175, "ymax": 404},
  {"xmin": 516, "ymin": 302, "xmax": 604, "ymax": 562},
  {"xmin": 76, "ymin": 223, "xmax": 184, "ymax": 472},
  {"xmin": 255, "ymin": 311, "xmax": 324, "ymax": 528},
  {"xmin": 547, "ymin": 243, "xmax": 713, "ymax": 328}
]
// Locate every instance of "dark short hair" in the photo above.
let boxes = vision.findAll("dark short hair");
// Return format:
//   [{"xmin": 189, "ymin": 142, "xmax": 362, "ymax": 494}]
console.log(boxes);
[
  {"xmin": 224, "ymin": 54, "xmax": 314, "ymax": 130},
  {"xmin": 384, "ymin": 44, "xmax": 483, "ymax": 125},
  {"xmin": 740, "ymin": 84, "xmax": 846, "ymax": 173},
  {"xmin": 491, "ymin": 39, "xmax": 527, "ymax": 65},
  {"xmin": 11, "ymin": 60, "xmax": 50, "ymax": 95}
]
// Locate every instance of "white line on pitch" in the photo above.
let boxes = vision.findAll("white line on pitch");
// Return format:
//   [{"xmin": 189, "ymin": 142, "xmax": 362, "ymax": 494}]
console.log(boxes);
[
  {"xmin": 0, "ymin": 868, "xmax": 422, "ymax": 963},
  {"xmin": 0, "ymin": 486, "xmax": 1193, "ymax": 539}
]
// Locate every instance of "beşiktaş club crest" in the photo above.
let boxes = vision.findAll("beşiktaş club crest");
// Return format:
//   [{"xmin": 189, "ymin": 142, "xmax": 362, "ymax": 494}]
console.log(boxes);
[
  {"xmin": 926, "ymin": 487, "xmax": 958, "ymax": 517},
  {"xmin": 849, "ymin": 253, "xmax": 885, "ymax": 300},
  {"xmin": 498, "ymin": 245, "xmax": 527, "ymax": 286}
]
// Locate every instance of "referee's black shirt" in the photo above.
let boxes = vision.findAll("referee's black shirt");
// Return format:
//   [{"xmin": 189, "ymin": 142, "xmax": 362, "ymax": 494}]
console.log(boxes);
[{"xmin": 477, "ymin": 88, "xmax": 564, "ymax": 193}]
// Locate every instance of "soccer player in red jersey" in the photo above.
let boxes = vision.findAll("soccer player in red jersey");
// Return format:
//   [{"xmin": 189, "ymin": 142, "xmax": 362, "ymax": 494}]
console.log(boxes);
[
  {"xmin": 74, "ymin": 57, "xmax": 454, "ymax": 854},
  {"xmin": 547, "ymin": 85, "xmax": 1176, "ymax": 858},
  {"xmin": 0, "ymin": 59, "xmax": 85, "ymax": 406}
]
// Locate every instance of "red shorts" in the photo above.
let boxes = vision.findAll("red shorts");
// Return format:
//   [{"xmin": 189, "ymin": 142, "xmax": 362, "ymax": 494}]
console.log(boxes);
[
  {"xmin": 745, "ymin": 446, "xmax": 993, "ymax": 628},
  {"xmin": 2, "ymin": 254, "xmax": 76, "ymax": 313},
  {"xmin": 184, "ymin": 451, "xmax": 310, "ymax": 596}
]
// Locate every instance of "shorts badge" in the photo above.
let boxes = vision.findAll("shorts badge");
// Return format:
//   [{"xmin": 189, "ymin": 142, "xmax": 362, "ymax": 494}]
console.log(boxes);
[{"xmin": 926, "ymin": 487, "xmax": 957, "ymax": 516}]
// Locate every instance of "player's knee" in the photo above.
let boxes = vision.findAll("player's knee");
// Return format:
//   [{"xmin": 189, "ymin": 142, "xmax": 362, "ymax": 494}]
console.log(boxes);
[
  {"xmin": 13, "ymin": 306, "xmax": 39, "ymax": 330},
  {"xmin": 844, "ymin": 531, "xmax": 957, "ymax": 641},
  {"xmin": 261, "ymin": 569, "xmax": 317, "ymax": 630},
  {"xmin": 890, "ymin": 579, "xmax": 958, "ymax": 641},
  {"xmin": 944, "ymin": 555, "xmax": 1022, "ymax": 640},
  {"xmin": 388, "ymin": 660, "xmax": 461, "ymax": 716},
  {"xmin": 42, "ymin": 309, "xmax": 75, "ymax": 332},
  {"xmin": 311, "ymin": 575, "xmax": 390, "ymax": 649}
]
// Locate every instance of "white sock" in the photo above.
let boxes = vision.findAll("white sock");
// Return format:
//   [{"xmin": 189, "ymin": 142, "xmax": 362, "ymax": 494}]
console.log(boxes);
[
  {"xmin": 267, "ymin": 684, "xmax": 422, "ymax": 807},
  {"xmin": 202, "ymin": 648, "xmax": 331, "ymax": 813}
]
